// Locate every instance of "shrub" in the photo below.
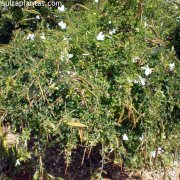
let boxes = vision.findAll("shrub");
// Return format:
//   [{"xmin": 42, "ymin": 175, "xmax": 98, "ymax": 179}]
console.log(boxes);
[{"xmin": 0, "ymin": 0, "xmax": 179, "ymax": 177}]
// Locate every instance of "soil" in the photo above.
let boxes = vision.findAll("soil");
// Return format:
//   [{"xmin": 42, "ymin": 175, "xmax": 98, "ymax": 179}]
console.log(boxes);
[{"xmin": 0, "ymin": 145, "xmax": 179, "ymax": 180}]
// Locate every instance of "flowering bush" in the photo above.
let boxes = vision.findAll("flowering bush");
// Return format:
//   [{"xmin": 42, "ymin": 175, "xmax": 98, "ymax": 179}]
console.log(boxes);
[{"xmin": 0, "ymin": 0, "xmax": 179, "ymax": 177}]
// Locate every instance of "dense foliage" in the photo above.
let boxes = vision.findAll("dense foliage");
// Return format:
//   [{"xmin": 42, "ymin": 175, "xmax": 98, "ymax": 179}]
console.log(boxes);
[{"xmin": 0, "ymin": 0, "xmax": 179, "ymax": 178}]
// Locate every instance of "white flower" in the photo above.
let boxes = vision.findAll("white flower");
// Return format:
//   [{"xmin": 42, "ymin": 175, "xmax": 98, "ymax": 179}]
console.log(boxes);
[
  {"xmin": 138, "ymin": 76, "xmax": 146, "ymax": 86},
  {"xmin": 58, "ymin": 21, "xmax": 67, "ymax": 30},
  {"xmin": 27, "ymin": 33, "xmax": 35, "ymax": 40},
  {"xmin": 95, "ymin": 0, "xmax": 99, "ymax": 2},
  {"xmin": 176, "ymin": 16, "xmax": 180, "ymax": 22},
  {"xmin": 36, "ymin": 15, "xmax": 40, "ymax": 20},
  {"xmin": 15, "ymin": 159, "xmax": 21, "ymax": 166},
  {"xmin": 40, "ymin": 32, "xmax": 45, "ymax": 40},
  {"xmin": 150, "ymin": 147, "xmax": 163, "ymax": 158},
  {"xmin": 158, "ymin": 147, "xmax": 164, "ymax": 153},
  {"xmin": 122, "ymin": 134, "xmax": 129, "ymax": 141},
  {"xmin": 68, "ymin": 54, "xmax": 74, "ymax": 59},
  {"xmin": 169, "ymin": 62, "xmax": 175, "ymax": 71},
  {"xmin": 58, "ymin": 5, "xmax": 65, "ymax": 12},
  {"xmin": 141, "ymin": 65, "xmax": 152, "ymax": 76},
  {"xmin": 150, "ymin": 151, "xmax": 156, "ymax": 158},
  {"xmin": 108, "ymin": 20, "xmax": 112, "ymax": 24},
  {"xmin": 109, "ymin": 28, "xmax": 116, "ymax": 35},
  {"xmin": 96, "ymin": 31, "xmax": 105, "ymax": 41},
  {"xmin": 139, "ymin": 135, "xmax": 144, "ymax": 141},
  {"xmin": 61, "ymin": 52, "xmax": 73, "ymax": 61}
]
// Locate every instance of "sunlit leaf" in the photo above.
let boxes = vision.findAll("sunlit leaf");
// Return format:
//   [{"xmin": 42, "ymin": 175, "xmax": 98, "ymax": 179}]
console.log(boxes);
[{"xmin": 66, "ymin": 122, "xmax": 87, "ymax": 128}]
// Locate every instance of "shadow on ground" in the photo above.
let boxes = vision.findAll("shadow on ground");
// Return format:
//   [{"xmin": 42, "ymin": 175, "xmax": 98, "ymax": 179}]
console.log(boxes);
[{"xmin": 2, "ymin": 144, "xmax": 142, "ymax": 180}]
